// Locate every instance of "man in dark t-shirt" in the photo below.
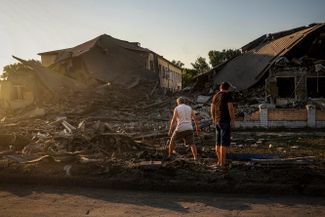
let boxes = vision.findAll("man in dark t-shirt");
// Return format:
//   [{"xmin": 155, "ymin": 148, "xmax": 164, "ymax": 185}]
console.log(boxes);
[{"xmin": 211, "ymin": 82, "xmax": 235, "ymax": 167}]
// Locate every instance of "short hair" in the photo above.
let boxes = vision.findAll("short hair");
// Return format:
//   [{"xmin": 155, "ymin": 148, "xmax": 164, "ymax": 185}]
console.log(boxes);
[
  {"xmin": 220, "ymin": 82, "xmax": 230, "ymax": 90},
  {"xmin": 176, "ymin": 97, "xmax": 185, "ymax": 104}
]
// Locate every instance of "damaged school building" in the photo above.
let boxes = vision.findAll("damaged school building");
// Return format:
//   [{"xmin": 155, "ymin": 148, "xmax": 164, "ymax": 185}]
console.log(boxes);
[
  {"xmin": 0, "ymin": 34, "xmax": 182, "ymax": 110},
  {"xmin": 1, "ymin": 24, "xmax": 325, "ymax": 129},
  {"xmin": 0, "ymin": 30, "xmax": 324, "ymax": 194},
  {"xmin": 194, "ymin": 22, "xmax": 325, "ymax": 128}
]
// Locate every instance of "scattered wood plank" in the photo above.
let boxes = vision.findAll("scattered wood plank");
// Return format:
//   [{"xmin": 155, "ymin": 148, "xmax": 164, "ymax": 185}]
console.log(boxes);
[
  {"xmin": 133, "ymin": 131, "xmax": 168, "ymax": 140},
  {"xmin": 134, "ymin": 161, "xmax": 162, "ymax": 169},
  {"xmin": 5, "ymin": 154, "xmax": 51, "ymax": 164},
  {"xmin": 139, "ymin": 100, "xmax": 170, "ymax": 110},
  {"xmin": 61, "ymin": 120, "xmax": 76, "ymax": 133},
  {"xmin": 0, "ymin": 150, "xmax": 14, "ymax": 156}
]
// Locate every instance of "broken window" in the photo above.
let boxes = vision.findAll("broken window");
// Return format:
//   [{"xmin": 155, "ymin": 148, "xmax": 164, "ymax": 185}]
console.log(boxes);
[
  {"xmin": 11, "ymin": 85, "xmax": 24, "ymax": 100},
  {"xmin": 162, "ymin": 66, "xmax": 166, "ymax": 79},
  {"xmin": 166, "ymin": 68, "xmax": 170, "ymax": 79},
  {"xmin": 149, "ymin": 60, "xmax": 154, "ymax": 71},
  {"xmin": 308, "ymin": 33, "xmax": 325, "ymax": 59},
  {"xmin": 277, "ymin": 77, "xmax": 295, "ymax": 98},
  {"xmin": 307, "ymin": 77, "xmax": 325, "ymax": 98}
]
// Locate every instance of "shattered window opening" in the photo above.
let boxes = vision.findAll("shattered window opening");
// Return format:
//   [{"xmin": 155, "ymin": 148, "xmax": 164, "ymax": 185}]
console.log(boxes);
[
  {"xmin": 150, "ymin": 60, "xmax": 154, "ymax": 71},
  {"xmin": 307, "ymin": 77, "xmax": 325, "ymax": 98},
  {"xmin": 162, "ymin": 66, "xmax": 166, "ymax": 79},
  {"xmin": 276, "ymin": 77, "xmax": 295, "ymax": 98},
  {"xmin": 11, "ymin": 85, "xmax": 24, "ymax": 100}
]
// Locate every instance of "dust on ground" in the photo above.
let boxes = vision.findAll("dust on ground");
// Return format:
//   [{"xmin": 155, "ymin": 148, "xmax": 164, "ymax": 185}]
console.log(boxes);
[
  {"xmin": 0, "ymin": 83, "xmax": 324, "ymax": 195},
  {"xmin": 0, "ymin": 184, "xmax": 324, "ymax": 217}
]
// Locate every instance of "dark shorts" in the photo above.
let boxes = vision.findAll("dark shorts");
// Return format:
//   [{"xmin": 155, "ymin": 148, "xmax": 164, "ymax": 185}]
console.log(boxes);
[
  {"xmin": 170, "ymin": 130, "xmax": 194, "ymax": 145},
  {"xmin": 216, "ymin": 122, "xmax": 231, "ymax": 147}
]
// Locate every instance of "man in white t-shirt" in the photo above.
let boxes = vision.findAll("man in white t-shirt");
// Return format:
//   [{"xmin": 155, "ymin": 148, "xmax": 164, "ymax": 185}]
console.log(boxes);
[{"xmin": 168, "ymin": 97, "xmax": 200, "ymax": 160}]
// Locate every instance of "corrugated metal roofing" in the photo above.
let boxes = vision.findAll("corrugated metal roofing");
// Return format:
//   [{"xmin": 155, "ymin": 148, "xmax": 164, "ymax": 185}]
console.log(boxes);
[
  {"xmin": 213, "ymin": 23, "xmax": 325, "ymax": 90},
  {"xmin": 241, "ymin": 25, "xmax": 309, "ymax": 52},
  {"xmin": 255, "ymin": 26, "xmax": 316, "ymax": 56}
]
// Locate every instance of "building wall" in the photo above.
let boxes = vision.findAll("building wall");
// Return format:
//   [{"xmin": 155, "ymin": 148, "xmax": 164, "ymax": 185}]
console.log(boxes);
[
  {"xmin": 0, "ymin": 80, "xmax": 34, "ymax": 110},
  {"xmin": 268, "ymin": 109, "xmax": 307, "ymax": 121},
  {"xmin": 146, "ymin": 53, "xmax": 155, "ymax": 72},
  {"xmin": 157, "ymin": 57, "xmax": 182, "ymax": 91},
  {"xmin": 40, "ymin": 54, "xmax": 58, "ymax": 67},
  {"xmin": 236, "ymin": 121, "xmax": 260, "ymax": 128},
  {"xmin": 267, "ymin": 121, "xmax": 307, "ymax": 128},
  {"xmin": 316, "ymin": 121, "xmax": 325, "ymax": 128},
  {"xmin": 266, "ymin": 67, "xmax": 325, "ymax": 105},
  {"xmin": 244, "ymin": 111, "xmax": 260, "ymax": 121},
  {"xmin": 316, "ymin": 110, "xmax": 325, "ymax": 121},
  {"xmin": 41, "ymin": 50, "xmax": 183, "ymax": 91},
  {"xmin": 236, "ymin": 104, "xmax": 325, "ymax": 128}
]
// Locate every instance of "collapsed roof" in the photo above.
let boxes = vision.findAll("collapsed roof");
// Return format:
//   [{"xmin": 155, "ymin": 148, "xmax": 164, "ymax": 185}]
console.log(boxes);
[
  {"xmin": 38, "ymin": 34, "xmax": 157, "ymax": 88},
  {"xmin": 12, "ymin": 56, "xmax": 85, "ymax": 96},
  {"xmin": 209, "ymin": 23, "xmax": 325, "ymax": 90}
]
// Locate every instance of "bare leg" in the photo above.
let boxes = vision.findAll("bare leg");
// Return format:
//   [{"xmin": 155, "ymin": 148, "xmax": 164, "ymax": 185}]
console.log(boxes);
[
  {"xmin": 216, "ymin": 145, "xmax": 221, "ymax": 165},
  {"xmin": 168, "ymin": 141, "xmax": 176, "ymax": 157},
  {"xmin": 190, "ymin": 144, "xmax": 198, "ymax": 160},
  {"xmin": 220, "ymin": 146, "xmax": 227, "ymax": 166}
]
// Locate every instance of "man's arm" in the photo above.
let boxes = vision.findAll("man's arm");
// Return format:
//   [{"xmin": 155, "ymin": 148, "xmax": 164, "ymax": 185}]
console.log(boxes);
[
  {"xmin": 210, "ymin": 96, "xmax": 216, "ymax": 124},
  {"xmin": 227, "ymin": 102, "xmax": 235, "ymax": 128},
  {"xmin": 191, "ymin": 111, "xmax": 200, "ymax": 136},
  {"xmin": 168, "ymin": 109, "xmax": 178, "ymax": 136}
]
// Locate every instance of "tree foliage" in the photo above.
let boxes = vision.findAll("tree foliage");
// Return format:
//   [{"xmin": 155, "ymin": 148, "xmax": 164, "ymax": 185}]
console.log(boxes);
[
  {"xmin": 191, "ymin": 57, "xmax": 210, "ymax": 74},
  {"xmin": 208, "ymin": 49, "xmax": 241, "ymax": 67},
  {"xmin": 2, "ymin": 59, "xmax": 41, "ymax": 78},
  {"xmin": 171, "ymin": 60, "xmax": 184, "ymax": 68},
  {"xmin": 182, "ymin": 68, "xmax": 199, "ymax": 87}
]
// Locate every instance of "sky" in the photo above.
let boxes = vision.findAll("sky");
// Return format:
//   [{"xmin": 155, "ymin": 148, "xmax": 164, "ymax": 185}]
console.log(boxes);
[{"xmin": 0, "ymin": 0, "xmax": 324, "ymax": 71}]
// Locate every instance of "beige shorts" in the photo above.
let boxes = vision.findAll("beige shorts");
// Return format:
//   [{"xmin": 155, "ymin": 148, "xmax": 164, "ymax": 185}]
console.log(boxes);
[{"xmin": 170, "ymin": 130, "xmax": 194, "ymax": 145}]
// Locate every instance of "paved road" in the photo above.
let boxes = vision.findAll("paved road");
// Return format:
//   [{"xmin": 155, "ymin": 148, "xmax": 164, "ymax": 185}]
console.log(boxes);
[{"xmin": 0, "ymin": 184, "xmax": 324, "ymax": 217}]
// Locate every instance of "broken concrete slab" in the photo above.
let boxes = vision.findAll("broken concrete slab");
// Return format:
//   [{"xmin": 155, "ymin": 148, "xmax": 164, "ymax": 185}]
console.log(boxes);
[{"xmin": 196, "ymin": 95, "xmax": 211, "ymax": 104}]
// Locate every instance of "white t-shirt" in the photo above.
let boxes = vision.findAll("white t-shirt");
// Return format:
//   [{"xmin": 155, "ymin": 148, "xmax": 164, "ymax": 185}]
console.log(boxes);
[{"xmin": 174, "ymin": 104, "xmax": 193, "ymax": 132}]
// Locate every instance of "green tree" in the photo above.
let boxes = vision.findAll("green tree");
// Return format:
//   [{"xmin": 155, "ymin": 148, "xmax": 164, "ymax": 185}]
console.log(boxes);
[
  {"xmin": 2, "ymin": 59, "xmax": 41, "ymax": 78},
  {"xmin": 208, "ymin": 49, "xmax": 241, "ymax": 67},
  {"xmin": 182, "ymin": 68, "xmax": 199, "ymax": 87},
  {"xmin": 171, "ymin": 60, "xmax": 184, "ymax": 69},
  {"xmin": 191, "ymin": 57, "xmax": 210, "ymax": 74}
]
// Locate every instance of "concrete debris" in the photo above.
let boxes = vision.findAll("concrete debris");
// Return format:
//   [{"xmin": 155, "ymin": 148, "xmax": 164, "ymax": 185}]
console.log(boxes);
[
  {"xmin": 196, "ymin": 95, "xmax": 211, "ymax": 104},
  {"xmin": 0, "ymin": 24, "xmax": 324, "ymax": 194},
  {"xmin": 21, "ymin": 107, "xmax": 46, "ymax": 119},
  {"xmin": 61, "ymin": 120, "xmax": 76, "ymax": 133},
  {"xmin": 64, "ymin": 165, "xmax": 72, "ymax": 176},
  {"xmin": 0, "ymin": 82, "xmax": 323, "ymax": 193}
]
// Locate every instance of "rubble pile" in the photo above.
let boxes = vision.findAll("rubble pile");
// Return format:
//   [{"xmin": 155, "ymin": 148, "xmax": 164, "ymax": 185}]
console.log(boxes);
[
  {"xmin": 0, "ymin": 82, "xmax": 324, "ymax": 195},
  {"xmin": 0, "ymin": 82, "xmax": 172, "ymax": 157}
]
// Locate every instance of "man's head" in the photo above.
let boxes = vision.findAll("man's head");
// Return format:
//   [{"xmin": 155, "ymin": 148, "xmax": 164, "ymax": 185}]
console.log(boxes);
[
  {"xmin": 219, "ymin": 82, "xmax": 231, "ymax": 91},
  {"xmin": 176, "ymin": 97, "xmax": 185, "ymax": 105}
]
